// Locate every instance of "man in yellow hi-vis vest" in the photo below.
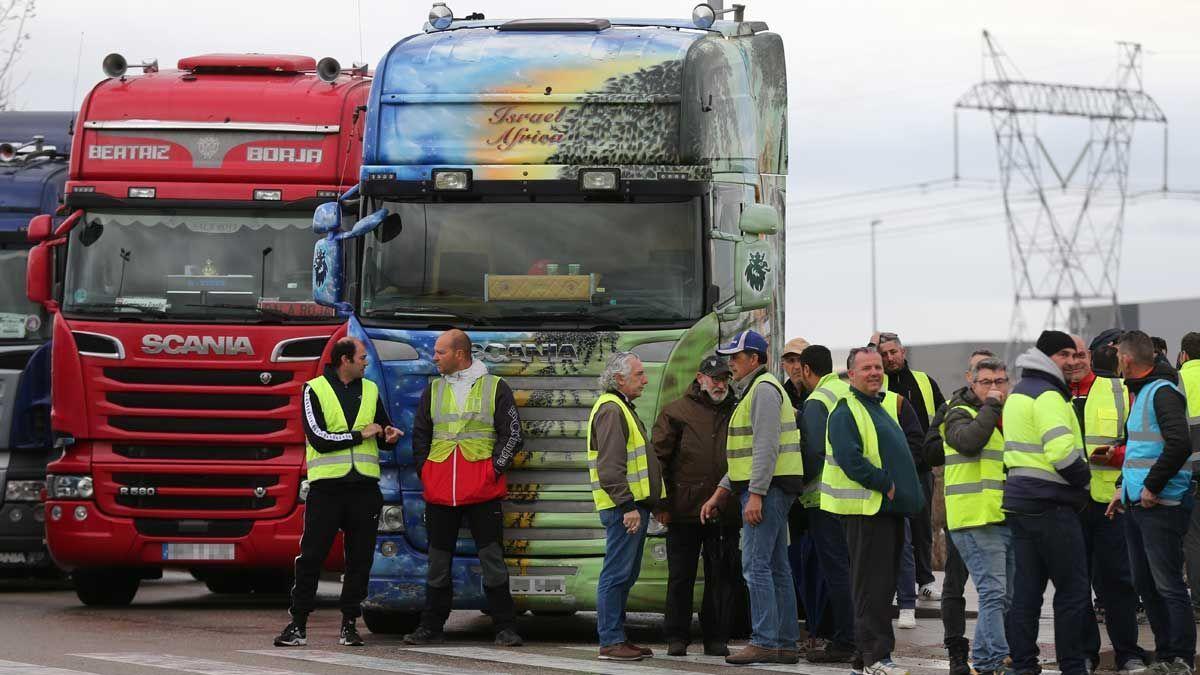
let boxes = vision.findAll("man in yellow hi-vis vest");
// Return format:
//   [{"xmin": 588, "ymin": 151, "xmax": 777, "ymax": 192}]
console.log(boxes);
[
  {"xmin": 1178, "ymin": 332, "xmax": 1200, "ymax": 621},
  {"xmin": 276, "ymin": 337, "xmax": 400, "ymax": 649},
  {"xmin": 824, "ymin": 346, "xmax": 923, "ymax": 675},
  {"xmin": 700, "ymin": 330, "xmax": 804, "ymax": 666},
  {"xmin": 403, "ymin": 329, "xmax": 524, "ymax": 648},
  {"xmin": 590, "ymin": 351, "xmax": 662, "ymax": 662}
]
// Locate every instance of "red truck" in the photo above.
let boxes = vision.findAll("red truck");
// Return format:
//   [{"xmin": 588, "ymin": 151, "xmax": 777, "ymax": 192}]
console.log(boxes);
[{"xmin": 24, "ymin": 53, "xmax": 369, "ymax": 605}]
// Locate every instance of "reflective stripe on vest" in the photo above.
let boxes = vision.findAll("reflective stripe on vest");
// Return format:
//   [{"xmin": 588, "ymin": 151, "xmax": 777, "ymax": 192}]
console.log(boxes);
[
  {"xmin": 799, "ymin": 374, "xmax": 852, "ymax": 508},
  {"xmin": 819, "ymin": 392, "xmax": 899, "ymax": 516},
  {"xmin": 726, "ymin": 372, "xmax": 803, "ymax": 482},
  {"xmin": 304, "ymin": 376, "xmax": 380, "ymax": 481},
  {"xmin": 883, "ymin": 370, "xmax": 937, "ymax": 424},
  {"xmin": 586, "ymin": 393, "xmax": 652, "ymax": 511},
  {"xmin": 428, "ymin": 374, "xmax": 499, "ymax": 463},
  {"xmin": 941, "ymin": 405, "xmax": 1005, "ymax": 530},
  {"xmin": 1123, "ymin": 378, "xmax": 1191, "ymax": 506},
  {"xmin": 1179, "ymin": 361, "xmax": 1200, "ymax": 472},
  {"xmin": 1083, "ymin": 376, "xmax": 1128, "ymax": 503},
  {"xmin": 1002, "ymin": 388, "xmax": 1085, "ymax": 488}
]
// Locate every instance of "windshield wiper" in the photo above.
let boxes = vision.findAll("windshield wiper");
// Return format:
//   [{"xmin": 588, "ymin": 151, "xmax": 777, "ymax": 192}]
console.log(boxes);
[
  {"xmin": 66, "ymin": 302, "xmax": 168, "ymax": 319},
  {"xmin": 182, "ymin": 303, "xmax": 291, "ymax": 321},
  {"xmin": 368, "ymin": 305, "xmax": 490, "ymax": 326}
]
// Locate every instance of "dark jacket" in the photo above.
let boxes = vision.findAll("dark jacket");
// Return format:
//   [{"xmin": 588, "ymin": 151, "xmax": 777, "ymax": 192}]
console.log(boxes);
[
  {"xmin": 784, "ymin": 377, "xmax": 808, "ymax": 409},
  {"xmin": 942, "ymin": 386, "xmax": 1004, "ymax": 456},
  {"xmin": 302, "ymin": 366, "xmax": 395, "ymax": 485},
  {"xmin": 651, "ymin": 381, "xmax": 736, "ymax": 523},
  {"xmin": 1126, "ymin": 361, "xmax": 1193, "ymax": 496},
  {"xmin": 411, "ymin": 368, "xmax": 523, "ymax": 506},
  {"xmin": 897, "ymin": 396, "xmax": 927, "ymax": 471},
  {"xmin": 591, "ymin": 391, "xmax": 663, "ymax": 513},
  {"xmin": 886, "ymin": 362, "xmax": 945, "ymax": 433},
  {"xmin": 827, "ymin": 387, "xmax": 924, "ymax": 515},
  {"xmin": 1001, "ymin": 348, "xmax": 1090, "ymax": 514}
]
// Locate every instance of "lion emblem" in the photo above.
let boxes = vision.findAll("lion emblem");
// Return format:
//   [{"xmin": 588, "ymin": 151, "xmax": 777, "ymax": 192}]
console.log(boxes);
[
  {"xmin": 744, "ymin": 251, "xmax": 770, "ymax": 293},
  {"xmin": 196, "ymin": 135, "xmax": 221, "ymax": 161},
  {"xmin": 313, "ymin": 249, "xmax": 328, "ymax": 287}
]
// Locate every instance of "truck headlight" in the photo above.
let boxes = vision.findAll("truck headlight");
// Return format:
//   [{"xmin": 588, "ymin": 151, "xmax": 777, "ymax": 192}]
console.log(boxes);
[
  {"xmin": 379, "ymin": 504, "xmax": 405, "ymax": 532},
  {"xmin": 4, "ymin": 480, "xmax": 46, "ymax": 502},
  {"xmin": 432, "ymin": 169, "xmax": 471, "ymax": 191},
  {"xmin": 47, "ymin": 475, "xmax": 94, "ymax": 500}
]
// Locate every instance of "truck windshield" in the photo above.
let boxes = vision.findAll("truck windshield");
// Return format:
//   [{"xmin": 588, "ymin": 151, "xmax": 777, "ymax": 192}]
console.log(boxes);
[
  {"xmin": 62, "ymin": 209, "xmax": 333, "ymax": 322},
  {"xmin": 361, "ymin": 199, "xmax": 704, "ymax": 326},
  {"xmin": 0, "ymin": 249, "xmax": 48, "ymax": 341}
]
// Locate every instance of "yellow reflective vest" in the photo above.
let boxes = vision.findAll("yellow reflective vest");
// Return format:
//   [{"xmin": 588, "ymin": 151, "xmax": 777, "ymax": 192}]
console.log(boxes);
[
  {"xmin": 1002, "ymin": 384, "xmax": 1085, "ymax": 488},
  {"xmin": 587, "ymin": 393, "xmax": 652, "ymax": 511},
  {"xmin": 799, "ymin": 373, "xmax": 851, "ymax": 508},
  {"xmin": 305, "ymin": 376, "xmax": 380, "ymax": 481},
  {"xmin": 726, "ymin": 372, "xmax": 803, "ymax": 483},
  {"xmin": 819, "ymin": 391, "xmax": 901, "ymax": 516},
  {"xmin": 884, "ymin": 369, "xmax": 937, "ymax": 424},
  {"xmin": 1178, "ymin": 360, "xmax": 1200, "ymax": 471},
  {"xmin": 428, "ymin": 374, "xmax": 499, "ymax": 463},
  {"xmin": 942, "ymin": 405, "xmax": 1005, "ymax": 530},
  {"xmin": 1082, "ymin": 375, "xmax": 1128, "ymax": 503}
]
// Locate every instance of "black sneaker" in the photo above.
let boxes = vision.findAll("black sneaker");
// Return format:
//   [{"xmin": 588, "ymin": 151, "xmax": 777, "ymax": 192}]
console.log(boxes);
[
  {"xmin": 667, "ymin": 641, "xmax": 688, "ymax": 656},
  {"xmin": 807, "ymin": 643, "xmax": 856, "ymax": 664},
  {"xmin": 273, "ymin": 621, "xmax": 307, "ymax": 647},
  {"xmin": 401, "ymin": 626, "xmax": 445, "ymax": 645},
  {"xmin": 340, "ymin": 620, "xmax": 364, "ymax": 647},
  {"xmin": 703, "ymin": 642, "xmax": 730, "ymax": 657},
  {"xmin": 494, "ymin": 627, "xmax": 523, "ymax": 647}
]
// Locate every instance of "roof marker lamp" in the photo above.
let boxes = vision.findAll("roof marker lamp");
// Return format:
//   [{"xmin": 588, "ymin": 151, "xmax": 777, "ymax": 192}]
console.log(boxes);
[
  {"xmin": 432, "ymin": 169, "xmax": 471, "ymax": 191},
  {"xmin": 429, "ymin": 3, "xmax": 454, "ymax": 30},
  {"xmin": 254, "ymin": 189, "xmax": 283, "ymax": 201},
  {"xmin": 127, "ymin": 187, "xmax": 156, "ymax": 199},
  {"xmin": 692, "ymin": 3, "xmax": 745, "ymax": 28},
  {"xmin": 580, "ymin": 168, "xmax": 620, "ymax": 192}
]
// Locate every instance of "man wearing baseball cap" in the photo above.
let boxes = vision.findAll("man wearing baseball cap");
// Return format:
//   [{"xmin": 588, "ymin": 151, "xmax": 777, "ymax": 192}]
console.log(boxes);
[
  {"xmin": 652, "ymin": 355, "xmax": 745, "ymax": 657},
  {"xmin": 701, "ymin": 330, "xmax": 804, "ymax": 665},
  {"xmin": 781, "ymin": 337, "xmax": 811, "ymax": 409}
]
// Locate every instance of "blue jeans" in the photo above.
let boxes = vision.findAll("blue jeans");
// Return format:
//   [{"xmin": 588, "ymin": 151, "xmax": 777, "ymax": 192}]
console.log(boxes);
[
  {"xmin": 1125, "ymin": 501, "xmax": 1197, "ymax": 663},
  {"xmin": 741, "ymin": 487, "xmax": 801, "ymax": 650},
  {"xmin": 949, "ymin": 525, "xmax": 1014, "ymax": 672},
  {"xmin": 790, "ymin": 530, "xmax": 829, "ymax": 638},
  {"xmin": 1008, "ymin": 507, "xmax": 1091, "ymax": 675},
  {"xmin": 808, "ymin": 508, "xmax": 856, "ymax": 649},
  {"xmin": 597, "ymin": 505, "xmax": 648, "ymax": 647},
  {"xmin": 895, "ymin": 517, "xmax": 916, "ymax": 609}
]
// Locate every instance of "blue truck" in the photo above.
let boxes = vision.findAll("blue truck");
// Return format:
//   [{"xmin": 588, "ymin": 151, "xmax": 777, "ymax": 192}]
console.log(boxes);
[{"xmin": 0, "ymin": 111, "xmax": 71, "ymax": 576}]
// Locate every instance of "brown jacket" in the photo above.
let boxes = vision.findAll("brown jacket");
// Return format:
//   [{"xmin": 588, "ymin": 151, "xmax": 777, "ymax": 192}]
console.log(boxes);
[
  {"xmin": 651, "ymin": 381, "xmax": 737, "ymax": 524},
  {"xmin": 591, "ymin": 391, "xmax": 662, "ymax": 513}
]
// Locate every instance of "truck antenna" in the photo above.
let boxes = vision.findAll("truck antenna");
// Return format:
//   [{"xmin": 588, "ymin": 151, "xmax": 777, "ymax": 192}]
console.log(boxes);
[
  {"xmin": 70, "ymin": 32, "xmax": 84, "ymax": 112},
  {"xmin": 356, "ymin": 0, "xmax": 364, "ymax": 64}
]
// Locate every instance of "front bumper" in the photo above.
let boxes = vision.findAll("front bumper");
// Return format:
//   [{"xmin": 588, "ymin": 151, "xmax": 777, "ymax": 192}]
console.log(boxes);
[{"xmin": 0, "ymin": 501, "xmax": 53, "ymax": 570}]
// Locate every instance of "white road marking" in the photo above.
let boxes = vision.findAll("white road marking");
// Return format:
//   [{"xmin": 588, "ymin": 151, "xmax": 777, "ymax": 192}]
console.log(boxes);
[
  {"xmin": 242, "ymin": 650, "xmax": 498, "ymax": 674},
  {"xmin": 0, "ymin": 659, "xmax": 102, "ymax": 675},
  {"xmin": 72, "ymin": 653, "xmax": 315, "ymax": 675},
  {"xmin": 402, "ymin": 646, "xmax": 724, "ymax": 675}
]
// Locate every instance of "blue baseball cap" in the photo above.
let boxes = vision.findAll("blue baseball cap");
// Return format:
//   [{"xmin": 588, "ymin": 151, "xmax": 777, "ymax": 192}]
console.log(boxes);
[{"xmin": 716, "ymin": 330, "xmax": 768, "ymax": 357}]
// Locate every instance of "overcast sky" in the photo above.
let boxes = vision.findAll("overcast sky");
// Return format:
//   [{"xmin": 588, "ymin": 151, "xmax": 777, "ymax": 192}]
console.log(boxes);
[{"xmin": 15, "ymin": 0, "xmax": 1200, "ymax": 348}]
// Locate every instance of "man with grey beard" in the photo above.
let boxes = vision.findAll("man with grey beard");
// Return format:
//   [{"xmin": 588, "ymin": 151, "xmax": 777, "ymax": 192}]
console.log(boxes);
[{"xmin": 653, "ymin": 355, "xmax": 745, "ymax": 657}]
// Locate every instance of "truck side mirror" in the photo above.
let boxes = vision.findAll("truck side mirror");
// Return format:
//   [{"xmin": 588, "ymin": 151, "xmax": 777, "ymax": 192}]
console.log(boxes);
[
  {"xmin": 738, "ymin": 203, "xmax": 780, "ymax": 236},
  {"xmin": 26, "ymin": 243, "xmax": 53, "ymax": 306},
  {"xmin": 312, "ymin": 201, "xmax": 341, "ymax": 234},
  {"xmin": 718, "ymin": 238, "xmax": 775, "ymax": 319},
  {"xmin": 338, "ymin": 207, "xmax": 391, "ymax": 241},
  {"xmin": 26, "ymin": 214, "xmax": 52, "ymax": 243},
  {"xmin": 312, "ymin": 237, "xmax": 343, "ymax": 311}
]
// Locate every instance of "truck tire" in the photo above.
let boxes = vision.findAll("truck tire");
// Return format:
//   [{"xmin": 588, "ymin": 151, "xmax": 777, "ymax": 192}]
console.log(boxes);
[
  {"xmin": 73, "ymin": 569, "xmax": 140, "ymax": 606},
  {"xmin": 362, "ymin": 609, "xmax": 420, "ymax": 635}
]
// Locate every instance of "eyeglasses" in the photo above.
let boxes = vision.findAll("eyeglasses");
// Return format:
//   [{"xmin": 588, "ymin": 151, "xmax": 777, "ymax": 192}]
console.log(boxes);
[{"xmin": 974, "ymin": 378, "xmax": 1009, "ymax": 387}]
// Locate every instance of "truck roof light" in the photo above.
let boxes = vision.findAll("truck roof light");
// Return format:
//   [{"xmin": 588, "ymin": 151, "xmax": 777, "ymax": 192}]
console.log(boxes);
[
  {"xmin": 580, "ymin": 169, "xmax": 620, "ymax": 192},
  {"xmin": 432, "ymin": 169, "xmax": 471, "ymax": 191},
  {"xmin": 127, "ymin": 187, "xmax": 156, "ymax": 199},
  {"xmin": 429, "ymin": 2, "xmax": 454, "ymax": 30},
  {"xmin": 254, "ymin": 189, "xmax": 283, "ymax": 201}
]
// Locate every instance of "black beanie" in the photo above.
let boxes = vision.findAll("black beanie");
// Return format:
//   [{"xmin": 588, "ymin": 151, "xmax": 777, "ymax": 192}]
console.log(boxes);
[{"xmin": 1036, "ymin": 330, "xmax": 1075, "ymax": 357}]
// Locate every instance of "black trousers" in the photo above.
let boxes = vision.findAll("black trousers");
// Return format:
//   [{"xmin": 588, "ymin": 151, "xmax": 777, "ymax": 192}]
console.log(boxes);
[
  {"xmin": 290, "ymin": 481, "xmax": 383, "ymax": 621},
  {"xmin": 663, "ymin": 521, "xmax": 745, "ymax": 645},
  {"xmin": 941, "ymin": 525, "xmax": 968, "ymax": 645},
  {"xmin": 910, "ymin": 471, "xmax": 936, "ymax": 587},
  {"xmin": 844, "ymin": 513, "xmax": 905, "ymax": 665},
  {"xmin": 422, "ymin": 499, "xmax": 516, "ymax": 631}
]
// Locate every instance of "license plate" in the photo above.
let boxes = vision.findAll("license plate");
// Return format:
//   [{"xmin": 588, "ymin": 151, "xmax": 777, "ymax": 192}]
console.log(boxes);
[
  {"xmin": 0, "ymin": 552, "xmax": 25, "ymax": 564},
  {"xmin": 509, "ymin": 575, "xmax": 566, "ymax": 596},
  {"xmin": 162, "ymin": 543, "xmax": 235, "ymax": 561}
]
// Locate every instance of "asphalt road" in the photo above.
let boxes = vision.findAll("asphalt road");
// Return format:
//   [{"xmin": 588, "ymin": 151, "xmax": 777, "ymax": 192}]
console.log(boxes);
[{"xmin": 0, "ymin": 572, "xmax": 994, "ymax": 675}]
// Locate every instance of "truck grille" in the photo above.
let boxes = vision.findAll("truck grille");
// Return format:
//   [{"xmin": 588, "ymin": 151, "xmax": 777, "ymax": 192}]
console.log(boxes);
[
  {"xmin": 107, "ymin": 392, "xmax": 289, "ymax": 411},
  {"xmin": 113, "ymin": 444, "xmax": 285, "ymax": 461},
  {"xmin": 134, "ymin": 519, "xmax": 254, "ymax": 538},
  {"xmin": 116, "ymin": 494, "xmax": 276, "ymax": 511},
  {"xmin": 103, "ymin": 367, "xmax": 294, "ymax": 387},
  {"xmin": 108, "ymin": 416, "xmax": 286, "ymax": 434},
  {"xmin": 96, "ymin": 467, "xmax": 295, "ymax": 519}
]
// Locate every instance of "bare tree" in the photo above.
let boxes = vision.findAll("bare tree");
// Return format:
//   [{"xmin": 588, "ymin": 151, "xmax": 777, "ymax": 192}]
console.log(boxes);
[{"xmin": 0, "ymin": 0, "xmax": 36, "ymax": 111}]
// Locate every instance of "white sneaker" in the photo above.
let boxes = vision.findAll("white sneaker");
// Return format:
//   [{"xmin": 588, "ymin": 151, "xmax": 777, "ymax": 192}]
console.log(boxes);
[
  {"xmin": 918, "ymin": 584, "xmax": 942, "ymax": 601},
  {"xmin": 865, "ymin": 660, "xmax": 910, "ymax": 675},
  {"xmin": 897, "ymin": 608, "xmax": 916, "ymax": 629}
]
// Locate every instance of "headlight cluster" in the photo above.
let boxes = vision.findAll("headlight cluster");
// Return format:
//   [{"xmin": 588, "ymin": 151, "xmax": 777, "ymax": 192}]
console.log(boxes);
[
  {"xmin": 4, "ymin": 480, "xmax": 45, "ymax": 503},
  {"xmin": 378, "ymin": 504, "xmax": 404, "ymax": 533},
  {"xmin": 46, "ymin": 475, "xmax": 94, "ymax": 500}
]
